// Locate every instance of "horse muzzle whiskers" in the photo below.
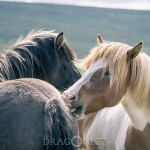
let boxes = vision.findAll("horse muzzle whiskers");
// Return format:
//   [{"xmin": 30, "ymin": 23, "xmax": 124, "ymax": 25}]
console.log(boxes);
[{"xmin": 62, "ymin": 92, "xmax": 85, "ymax": 120}]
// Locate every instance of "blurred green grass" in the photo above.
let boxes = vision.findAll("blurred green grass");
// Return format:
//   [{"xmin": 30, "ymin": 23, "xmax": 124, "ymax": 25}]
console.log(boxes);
[{"xmin": 0, "ymin": 1, "xmax": 150, "ymax": 58}]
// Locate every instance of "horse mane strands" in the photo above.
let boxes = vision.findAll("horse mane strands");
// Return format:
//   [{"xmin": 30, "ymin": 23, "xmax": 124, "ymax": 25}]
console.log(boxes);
[
  {"xmin": 80, "ymin": 41, "xmax": 150, "ymax": 107},
  {"xmin": 8, "ymin": 30, "xmax": 57, "ymax": 51},
  {"xmin": 78, "ymin": 42, "xmax": 130, "ymax": 91},
  {"xmin": 126, "ymin": 53, "xmax": 150, "ymax": 107}
]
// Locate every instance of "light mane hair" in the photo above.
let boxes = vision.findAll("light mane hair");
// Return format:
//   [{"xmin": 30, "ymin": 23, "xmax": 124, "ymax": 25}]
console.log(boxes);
[
  {"xmin": 79, "ymin": 41, "xmax": 150, "ymax": 107},
  {"xmin": 0, "ymin": 51, "xmax": 23, "ymax": 81}
]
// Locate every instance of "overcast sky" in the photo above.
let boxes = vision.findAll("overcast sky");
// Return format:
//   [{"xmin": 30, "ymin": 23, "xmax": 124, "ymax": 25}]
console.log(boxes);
[{"xmin": 1, "ymin": 0, "xmax": 150, "ymax": 10}]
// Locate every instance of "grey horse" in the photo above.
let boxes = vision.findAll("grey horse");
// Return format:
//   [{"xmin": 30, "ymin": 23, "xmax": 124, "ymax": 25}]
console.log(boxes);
[{"xmin": 0, "ymin": 78, "xmax": 78, "ymax": 150}]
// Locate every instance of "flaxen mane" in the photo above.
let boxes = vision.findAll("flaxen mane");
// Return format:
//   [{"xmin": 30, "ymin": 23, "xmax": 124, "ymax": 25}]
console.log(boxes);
[{"xmin": 80, "ymin": 41, "xmax": 150, "ymax": 107}]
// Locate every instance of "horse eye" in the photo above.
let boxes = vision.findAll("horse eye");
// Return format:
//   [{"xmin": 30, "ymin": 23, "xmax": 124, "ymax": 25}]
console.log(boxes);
[
  {"xmin": 58, "ymin": 48, "xmax": 71, "ymax": 62},
  {"xmin": 104, "ymin": 71, "xmax": 111, "ymax": 76}
]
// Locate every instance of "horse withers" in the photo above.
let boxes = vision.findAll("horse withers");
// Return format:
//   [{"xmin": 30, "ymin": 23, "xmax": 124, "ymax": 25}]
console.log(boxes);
[
  {"xmin": 63, "ymin": 35, "xmax": 150, "ymax": 150},
  {"xmin": 0, "ymin": 78, "xmax": 78, "ymax": 150},
  {"xmin": 0, "ymin": 30, "xmax": 81, "ymax": 91}
]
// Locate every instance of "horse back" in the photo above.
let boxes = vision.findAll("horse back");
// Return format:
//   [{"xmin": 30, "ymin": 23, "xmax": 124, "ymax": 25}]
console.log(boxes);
[{"xmin": 0, "ymin": 79, "xmax": 78, "ymax": 150}]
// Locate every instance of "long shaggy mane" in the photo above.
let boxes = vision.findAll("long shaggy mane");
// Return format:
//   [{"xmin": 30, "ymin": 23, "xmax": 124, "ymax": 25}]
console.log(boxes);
[
  {"xmin": 0, "ymin": 30, "xmax": 76, "ymax": 82},
  {"xmin": 79, "ymin": 41, "xmax": 150, "ymax": 107}
]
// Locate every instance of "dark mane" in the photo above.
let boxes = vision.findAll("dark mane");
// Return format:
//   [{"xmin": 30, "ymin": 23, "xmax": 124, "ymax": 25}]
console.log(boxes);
[{"xmin": 0, "ymin": 30, "xmax": 77, "ymax": 83}]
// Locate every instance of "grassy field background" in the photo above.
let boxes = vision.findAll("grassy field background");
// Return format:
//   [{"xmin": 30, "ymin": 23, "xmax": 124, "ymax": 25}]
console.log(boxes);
[{"xmin": 0, "ymin": 1, "xmax": 150, "ymax": 58}]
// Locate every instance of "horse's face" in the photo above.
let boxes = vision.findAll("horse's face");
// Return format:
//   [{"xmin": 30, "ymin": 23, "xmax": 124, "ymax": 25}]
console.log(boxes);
[
  {"xmin": 63, "ymin": 35, "xmax": 143, "ymax": 119},
  {"xmin": 63, "ymin": 58, "xmax": 128, "ymax": 119},
  {"xmin": 48, "ymin": 33, "xmax": 81, "ymax": 91}
]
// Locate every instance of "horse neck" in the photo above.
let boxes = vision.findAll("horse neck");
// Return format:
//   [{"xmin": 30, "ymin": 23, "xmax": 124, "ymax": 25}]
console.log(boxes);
[
  {"xmin": 122, "ymin": 90, "xmax": 150, "ymax": 132},
  {"xmin": 124, "ymin": 98, "xmax": 150, "ymax": 149},
  {"xmin": 0, "ymin": 51, "xmax": 36, "ymax": 81},
  {"xmin": 121, "ymin": 53, "xmax": 150, "ymax": 131}
]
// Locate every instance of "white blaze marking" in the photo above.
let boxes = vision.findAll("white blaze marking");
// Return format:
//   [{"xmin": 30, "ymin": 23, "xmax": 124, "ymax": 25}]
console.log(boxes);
[{"xmin": 66, "ymin": 59, "xmax": 106, "ymax": 96}]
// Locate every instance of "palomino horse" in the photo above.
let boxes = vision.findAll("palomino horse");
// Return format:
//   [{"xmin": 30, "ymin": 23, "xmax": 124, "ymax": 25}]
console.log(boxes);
[
  {"xmin": 0, "ymin": 78, "xmax": 78, "ymax": 150},
  {"xmin": 63, "ymin": 35, "xmax": 150, "ymax": 150},
  {"xmin": 0, "ymin": 30, "xmax": 81, "ymax": 90}
]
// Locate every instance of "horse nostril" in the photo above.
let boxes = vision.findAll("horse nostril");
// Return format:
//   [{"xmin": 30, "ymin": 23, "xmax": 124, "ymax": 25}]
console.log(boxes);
[
  {"xmin": 63, "ymin": 92, "xmax": 76, "ymax": 101},
  {"xmin": 71, "ymin": 95, "xmax": 75, "ymax": 100},
  {"xmin": 67, "ymin": 94, "xmax": 76, "ymax": 100}
]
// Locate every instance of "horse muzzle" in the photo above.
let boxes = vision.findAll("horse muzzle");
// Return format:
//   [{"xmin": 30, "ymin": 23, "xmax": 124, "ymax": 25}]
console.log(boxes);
[{"xmin": 62, "ymin": 92, "xmax": 85, "ymax": 120}]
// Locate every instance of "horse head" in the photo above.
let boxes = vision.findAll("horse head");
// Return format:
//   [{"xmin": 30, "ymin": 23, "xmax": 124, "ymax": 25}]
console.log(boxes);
[{"xmin": 63, "ymin": 34, "xmax": 143, "ymax": 119}]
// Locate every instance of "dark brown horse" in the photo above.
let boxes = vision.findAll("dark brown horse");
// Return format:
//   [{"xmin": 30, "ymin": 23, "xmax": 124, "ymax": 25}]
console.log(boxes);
[
  {"xmin": 0, "ymin": 78, "xmax": 78, "ymax": 150},
  {"xmin": 0, "ymin": 30, "xmax": 81, "ymax": 91}
]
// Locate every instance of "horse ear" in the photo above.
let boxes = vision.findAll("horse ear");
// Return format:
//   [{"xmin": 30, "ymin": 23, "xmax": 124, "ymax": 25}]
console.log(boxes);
[
  {"xmin": 55, "ymin": 32, "xmax": 64, "ymax": 49},
  {"xmin": 97, "ymin": 34, "xmax": 103, "ymax": 44},
  {"xmin": 127, "ymin": 41, "xmax": 143, "ymax": 61}
]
